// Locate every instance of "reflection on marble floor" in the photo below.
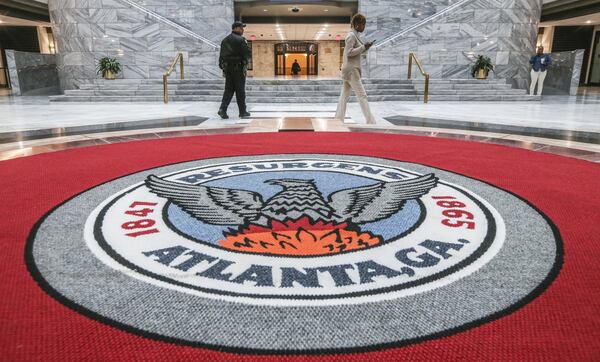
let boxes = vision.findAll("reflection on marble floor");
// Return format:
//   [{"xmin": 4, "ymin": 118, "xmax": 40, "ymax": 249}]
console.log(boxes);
[
  {"xmin": 1, "ymin": 95, "xmax": 599, "ymax": 136},
  {"xmin": 0, "ymin": 93, "xmax": 599, "ymax": 163},
  {"xmin": 1, "ymin": 118, "xmax": 599, "ymax": 163},
  {"xmin": 578, "ymin": 86, "xmax": 600, "ymax": 95}
]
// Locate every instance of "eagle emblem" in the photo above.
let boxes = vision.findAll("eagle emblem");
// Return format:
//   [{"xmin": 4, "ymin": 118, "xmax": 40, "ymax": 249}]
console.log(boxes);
[{"xmin": 146, "ymin": 173, "xmax": 438, "ymax": 255}]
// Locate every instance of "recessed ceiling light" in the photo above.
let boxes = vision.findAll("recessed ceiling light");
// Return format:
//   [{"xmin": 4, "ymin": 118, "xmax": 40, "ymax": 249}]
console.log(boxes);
[
  {"xmin": 263, "ymin": 9, "xmax": 268, "ymax": 12},
  {"xmin": 324, "ymin": 9, "xmax": 329, "ymax": 12},
  {"xmin": 585, "ymin": 20, "xmax": 592, "ymax": 23}
]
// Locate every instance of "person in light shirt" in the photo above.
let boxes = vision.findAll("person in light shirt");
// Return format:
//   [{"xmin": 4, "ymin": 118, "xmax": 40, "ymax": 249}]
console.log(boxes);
[{"xmin": 335, "ymin": 13, "xmax": 376, "ymax": 124}]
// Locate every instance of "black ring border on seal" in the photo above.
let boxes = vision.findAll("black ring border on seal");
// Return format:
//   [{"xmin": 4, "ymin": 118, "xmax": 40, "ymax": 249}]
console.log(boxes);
[
  {"xmin": 91, "ymin": 162, "xmax": 494, "ymax": 300},
  {"xmin": 24, "ymin": 152, "xmax": 564, "ymax": 356}
]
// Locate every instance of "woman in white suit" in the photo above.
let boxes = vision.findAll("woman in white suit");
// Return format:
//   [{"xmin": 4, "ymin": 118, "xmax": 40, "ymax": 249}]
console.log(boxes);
[{"xmin": 335, "ymin": 13, "xmax": 376, "ymax": 124}]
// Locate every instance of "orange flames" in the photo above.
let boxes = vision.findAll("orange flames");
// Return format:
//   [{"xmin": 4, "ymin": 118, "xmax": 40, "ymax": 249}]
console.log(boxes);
[{"xmin": 219, "ymin": 217, "xmax": 382, "ymax": 256}]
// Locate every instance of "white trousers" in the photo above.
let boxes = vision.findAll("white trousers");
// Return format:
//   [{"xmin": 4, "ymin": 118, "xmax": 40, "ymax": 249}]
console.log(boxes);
[
  {"xmin": 530, "ymin": 70, "xmax": 547, "ymax": 96},
  {"xmin": 335, "ymin": 69, "xmax": 376, "ymax": 124}
]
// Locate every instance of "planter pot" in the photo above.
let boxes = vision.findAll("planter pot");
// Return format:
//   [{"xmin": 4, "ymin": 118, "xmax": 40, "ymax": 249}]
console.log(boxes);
[
  {"xmin": 475, "ymin": 69, "xmax": 488, "ymax": 80},
  {"xmin": 103, "ymin": 70, "xmax": 117, "ymax": 80}
]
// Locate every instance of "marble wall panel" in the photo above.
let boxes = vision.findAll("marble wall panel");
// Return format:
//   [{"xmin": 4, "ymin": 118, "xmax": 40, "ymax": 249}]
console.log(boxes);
[
  {"xmin": 49, "ymin": 0, "xmax": 542, "ymax": 90},
  {"xmin": 543, "ymin": 49, "xmax": 585, "ymax": 95},
  {"xmin": 369, "ymin": 0, "xmax": 541, "ymax": 89},
  {"xmin": 49, "ymin": 0, "xmax": 231, "ymax": 90},
  {"xmin": 6, "ymin": 50, "xmax": 61, "ymax": 96},
  {"xmin": 318, "ymin": 41, "xmax": 343, "ymax": 76}
]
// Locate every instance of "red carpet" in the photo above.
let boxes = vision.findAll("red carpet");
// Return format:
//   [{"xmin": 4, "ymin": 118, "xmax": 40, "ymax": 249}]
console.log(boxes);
[{"xmin": 1, "ymin": 132, "xmax": 599, "ymax": 361}]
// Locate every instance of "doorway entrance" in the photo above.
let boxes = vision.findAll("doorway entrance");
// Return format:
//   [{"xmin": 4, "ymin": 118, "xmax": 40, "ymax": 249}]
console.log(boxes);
[{"xmin": 275, "ymin": 42, "xmax": 318, "ymax": 77}]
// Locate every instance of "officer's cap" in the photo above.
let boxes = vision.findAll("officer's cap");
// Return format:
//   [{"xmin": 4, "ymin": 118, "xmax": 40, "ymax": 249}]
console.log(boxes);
[{"xmin": 232, "ymin": 21, "xmax": 246, "ymax": 30}]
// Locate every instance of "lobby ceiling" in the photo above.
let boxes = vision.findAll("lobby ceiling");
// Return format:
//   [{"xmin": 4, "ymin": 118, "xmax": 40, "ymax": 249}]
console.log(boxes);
[
  {"xmin": 235, "ymin": 0, "xmax": 357, "ymax": 23},
  {"xmin": 540, "ymin": 11, "xmax": 600, "ymax": 25},
  {"xmin": 245, "ymin": 23, "xmax": 349, "ymax": 41},
  {"xmin": 0, "ymin": 14, "xmax": 51, "ymax": 26},
  {"xmin": 238, "ymin": 3, "xmax": 354, "ymax": 17}
]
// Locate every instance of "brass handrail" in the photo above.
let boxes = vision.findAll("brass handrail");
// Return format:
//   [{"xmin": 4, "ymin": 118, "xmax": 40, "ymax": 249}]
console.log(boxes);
[
  {"xmin": 163, "ymin": 52, "xmax": 184, "ymax": 103},
  {"xmin": 407, "ymin": 52, "xmax": 429, "ymax": 104}
]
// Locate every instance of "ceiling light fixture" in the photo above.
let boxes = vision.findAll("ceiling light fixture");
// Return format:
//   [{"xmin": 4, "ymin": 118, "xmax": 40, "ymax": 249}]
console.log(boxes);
[{"xmin": 585, "ymin": 20, "xmax": 592, "ymax": 24}]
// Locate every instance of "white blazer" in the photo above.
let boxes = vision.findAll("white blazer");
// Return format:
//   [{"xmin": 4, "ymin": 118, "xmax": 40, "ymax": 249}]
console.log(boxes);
[{"xmin": 341, "ymin": 29, "xmax": 367, "ymax": 80}]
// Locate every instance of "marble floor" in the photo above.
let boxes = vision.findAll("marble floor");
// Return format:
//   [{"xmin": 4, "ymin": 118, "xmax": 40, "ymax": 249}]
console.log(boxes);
[
  {"xmin": 1, "ymin": 116, "xmax": 599, "ymax": 163},
  {"xmin": 0, "ymin": 93, "xmax": 598, "ymax": 163},
  {"xmin": 1, "ymin": 94, "xmax": 599, "ymax": 133}
]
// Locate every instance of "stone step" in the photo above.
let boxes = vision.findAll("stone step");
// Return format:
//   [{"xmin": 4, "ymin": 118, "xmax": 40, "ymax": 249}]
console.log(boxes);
[
  {"xmin": 414, "ymin": 84, "xmax": 514, "ymax": 90},
  {"xmin": 79, "ymin": 84, "xmax": 415, "ymax": 92},
  {"xmin": 65, "ymin": 89, "xmax": 417, "ymax": 97},
  {"xmin": 421, "ymin": 95, "xmax": 541, "ymax": 101},
  {"xmin": 92, "ymin": 78, "xmax": 507, "ymax": 85},
  {"xmin": 415, "ymin": 90, "xmax": 528, "ymax": 95},
  {"xmin": 93, "ymin": 78, "xmax": 414, "ymax": 86},
  {"xmin": 176, "ymin": 84, "xmax": 415, "ymax": 91},
  {"xmin": 49, "ymin": 95, "xmax": 419, "ymax": 102},
  {"xmin": 411, "ymin": 79, "xmax": 509, "ymax": 84},
  {"xmin": 50, "ymin": 94, "xmax": 540, "ymax": 102},
  {"xmin": 75, "ymin": 89, "xmax": 415, "ymax": 96}
]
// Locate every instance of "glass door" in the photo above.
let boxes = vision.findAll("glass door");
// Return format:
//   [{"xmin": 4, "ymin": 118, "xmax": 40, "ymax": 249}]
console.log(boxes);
[
  {"xmin": 589, "ymin": 31, "xmax": 600, "ymax": 85},
  {"xmin": 274, "ymin": 42, "xmax": 318, "ymax": 77},
  {"xmin": 275, "ymin": 53, "xmax": 286, "ymax": 76}
]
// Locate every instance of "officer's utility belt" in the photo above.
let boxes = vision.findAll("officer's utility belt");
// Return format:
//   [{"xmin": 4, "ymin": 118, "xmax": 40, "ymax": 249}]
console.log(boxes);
[{"xmin": 223, "ymin": 62, "xmax": 244, "ymax": 68}]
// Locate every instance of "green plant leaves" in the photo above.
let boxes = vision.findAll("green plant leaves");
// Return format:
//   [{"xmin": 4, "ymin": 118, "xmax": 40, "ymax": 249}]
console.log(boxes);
[
  {"xmin": 470, "ymin": 55, "xmax": 494, "ymax": 78},
  {"xmin": 96, "ymin": 57, "xmax": 123, "ymax": 75}
]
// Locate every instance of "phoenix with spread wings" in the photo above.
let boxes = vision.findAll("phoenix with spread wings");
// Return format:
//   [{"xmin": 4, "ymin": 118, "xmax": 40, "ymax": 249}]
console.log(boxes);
[{"xmin": 145, "ymin": 173, "xmax": 438, "ymax": 228}]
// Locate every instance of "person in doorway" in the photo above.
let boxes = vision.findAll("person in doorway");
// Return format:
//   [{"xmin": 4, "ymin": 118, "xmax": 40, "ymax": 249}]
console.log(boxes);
[
  {"xmin": 291, "ymin": 60, "xmax": 301, "ymax": 76},
  {"xmin": 529, "ymin": 46, "xmax": 552, "ymax": 96},
  {"xmin": 335, "ymin": 13, "xmax": 376, "ymax": 124},
  {"xmin": 218, "ymin": 21, "xmax": 251, "ymax": 119}
]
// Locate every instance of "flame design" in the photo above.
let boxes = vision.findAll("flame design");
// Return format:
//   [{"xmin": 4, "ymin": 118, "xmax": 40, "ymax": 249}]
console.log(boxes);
[{"xmin": 219, "ymin": 217, "xmax": 382, "ymax": 256}]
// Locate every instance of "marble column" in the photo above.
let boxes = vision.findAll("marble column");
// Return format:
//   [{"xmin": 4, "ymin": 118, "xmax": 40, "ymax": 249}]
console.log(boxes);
[
  {"xmin": 48, "ymin": 0, "xmax": 233, "ymax": 90},
  {"xmin": 365, "ymin": 0, "xmax": 542, "ymax": 89}
]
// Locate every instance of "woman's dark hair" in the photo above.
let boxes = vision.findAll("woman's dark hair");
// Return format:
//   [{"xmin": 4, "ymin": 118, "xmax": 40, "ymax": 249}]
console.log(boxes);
[{"xmin": 351, "ymin": 13, "xmax": 367, "ymax": 29}]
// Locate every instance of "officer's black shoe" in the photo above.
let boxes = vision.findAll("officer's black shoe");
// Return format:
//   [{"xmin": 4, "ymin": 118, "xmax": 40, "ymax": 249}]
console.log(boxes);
[
  {"xmin": 239, "ymin": 112, "xmax": 251, "ymax": 119},
  {"xmin": 217, "ymin": 110, "xmax": 229, "ymax": 119}
]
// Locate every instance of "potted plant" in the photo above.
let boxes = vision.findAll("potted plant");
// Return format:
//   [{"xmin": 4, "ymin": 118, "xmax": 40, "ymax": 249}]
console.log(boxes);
[
  {"xmin": 96, "ymin": 56, "xmax": 122, "ymax": 80},
  {"xmin": 470, "ymin": 55, "xmax": 494, "ymax": 80}
]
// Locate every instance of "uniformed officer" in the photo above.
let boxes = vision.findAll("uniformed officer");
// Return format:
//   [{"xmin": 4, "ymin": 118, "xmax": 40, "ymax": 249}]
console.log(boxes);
[{"xmin": 218, "ymin": 21, "xmax": 251, "ymax": 119}]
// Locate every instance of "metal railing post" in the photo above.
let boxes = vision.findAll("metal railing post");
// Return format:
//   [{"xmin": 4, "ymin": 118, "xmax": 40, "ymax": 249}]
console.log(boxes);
[
  {"xmin": 407, "ymin": 52, "xmax": 429, "ymax": 104},
  {"xmin": 163, "ymin": 74, "xmax": 168, "ymax": 103},
  {"xmin": 179, "ymin": 55, "xmax": 184, "ymax": 80},
  {"xmin": 424, "ymin": 74, "xmax": 429, "ymax": 104},
  {"xmin": 163, "ymin": 52, "xmax": 184, "ymax": 104}
]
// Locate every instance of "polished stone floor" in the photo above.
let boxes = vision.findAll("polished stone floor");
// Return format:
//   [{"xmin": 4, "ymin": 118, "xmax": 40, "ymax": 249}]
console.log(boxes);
[
  {"xmin": 1, "ymin": 94, "xmax": 599, "ymax": 133},
  {"xmin": 0, "ymin": 93, "xmax": 598, "ymax": 163},
  {"xmin": 1, "ymin": 117, "xmax": 598, "ymax": 163}
]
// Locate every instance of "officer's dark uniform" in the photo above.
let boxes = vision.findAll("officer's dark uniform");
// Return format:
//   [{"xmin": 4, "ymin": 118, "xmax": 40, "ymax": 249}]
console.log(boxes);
[{"xmin": 218, "ymin": 22, "xmax": 251, "ymax": 119}]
